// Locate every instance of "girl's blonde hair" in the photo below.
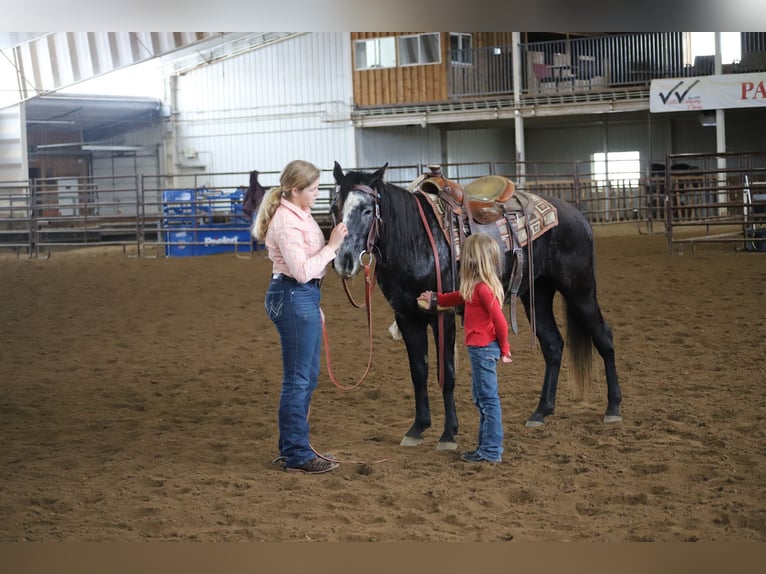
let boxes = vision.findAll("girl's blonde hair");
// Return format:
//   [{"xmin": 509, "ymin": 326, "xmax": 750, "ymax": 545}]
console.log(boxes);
[
  {"xmin": 458, "ymin": 233, "xmax": 505, "ymax": 305},
  {"xmin": 252, "ymin": 159, "xmax": 321, "ymax": 241}
]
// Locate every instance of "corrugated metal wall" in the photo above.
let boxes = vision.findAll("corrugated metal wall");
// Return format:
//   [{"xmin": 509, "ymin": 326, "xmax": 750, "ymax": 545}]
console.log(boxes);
[
  {"xmin": 446, "ymin": 128, "xmax": 516, "ymax": 179},
  {"xmin": 171, "ymin": 32, "xmax": 355, "ymax": 189},
  {"xmin": 522, "ymin": 115, "xmax": 677, "ymax": 169},
  {"xmin": 356, "ymin": 126, "xmax": 443, "ymax": 176}
]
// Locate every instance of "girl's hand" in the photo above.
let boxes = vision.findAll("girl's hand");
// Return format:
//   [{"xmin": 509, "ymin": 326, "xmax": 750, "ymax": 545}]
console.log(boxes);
[
  {"xmin": 417, "ymin": 290, "xmax": 433, "ymax": 310},
  {"xmin": 328, "ymin": 222, "xmax": 348, "ymax": 251},
  {"xmin": 501, "ymin": 353, "xmax": 513, "ymax": 364}
]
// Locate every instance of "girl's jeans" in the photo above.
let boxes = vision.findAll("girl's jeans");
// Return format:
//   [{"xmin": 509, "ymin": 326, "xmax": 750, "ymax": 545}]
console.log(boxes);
[
  {"xmin": 265, "ymin": 276, "xmax": 322, "ymax": 467},
  {"xmin": 467, "ymin": 341, "xmax": 504, "ymax": 462}
]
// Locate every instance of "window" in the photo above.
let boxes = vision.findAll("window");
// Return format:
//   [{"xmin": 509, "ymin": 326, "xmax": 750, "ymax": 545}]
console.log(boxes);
[
  {"xmin": 450, "ymin": 33, "xmax": 472, "ymax": 65},
  {"xmin": 354, "ymin": 37, "xmax": 396, "ymax": 70},
  {"xmin": 683, "ymin": 32, "xmax": 742, "ymax": 66},
  {"xmin": 592, "ymin": 151, "xmax": 641, "ymax": 187},
  {"xmin": 398, "ymin": 33, "xmax": 440, "ymax": 66}
]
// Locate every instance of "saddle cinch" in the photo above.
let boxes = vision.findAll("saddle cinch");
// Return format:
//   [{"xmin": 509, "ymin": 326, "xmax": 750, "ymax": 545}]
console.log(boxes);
[{"xmin": 409, "ymin": 165, "xmax": 559, "ymax": 334}]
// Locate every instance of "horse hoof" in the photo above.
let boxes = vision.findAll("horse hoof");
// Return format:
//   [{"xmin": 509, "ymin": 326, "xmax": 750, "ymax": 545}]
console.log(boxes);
[
  {"xmin": 525, "ymin": 420, "xmax": 545, "ymax": 428},
  {"xmin": 603, "ymin": 415, "xmax": 623, "ymax": 424},
  {"xmin": 400, "ymin": 436, "xmax": 424, "ymax": 447},
  {"xmin": 436, "ymin": 441, "xmax": 458, "ymax": 451}
]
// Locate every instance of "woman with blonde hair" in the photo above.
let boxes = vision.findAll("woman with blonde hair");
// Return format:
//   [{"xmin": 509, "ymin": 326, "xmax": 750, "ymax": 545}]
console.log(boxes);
[
  {"xmin": 418, "ymin": 232, "xmax": 512, "ymax": 463},
  {"xmin": 254, "ymin": 160, "xmax": 348, "ymax": 474}
]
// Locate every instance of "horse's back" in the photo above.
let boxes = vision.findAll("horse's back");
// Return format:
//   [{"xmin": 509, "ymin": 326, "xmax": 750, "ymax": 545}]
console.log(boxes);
[{"xmin": 526, "ymin": 194, "xmax": 596, "ymax": 288}]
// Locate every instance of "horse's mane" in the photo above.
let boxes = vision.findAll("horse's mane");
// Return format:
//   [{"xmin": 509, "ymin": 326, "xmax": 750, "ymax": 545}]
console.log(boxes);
[{"xmin": 375, "ymin": 181, "xmax": 445, "ymax": 267}]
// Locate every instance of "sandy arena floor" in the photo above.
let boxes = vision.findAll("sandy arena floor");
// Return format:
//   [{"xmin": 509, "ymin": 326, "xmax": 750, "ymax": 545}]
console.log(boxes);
[{"xmin": 0, "ymin": 225, "xmax": 764, "ymax": 541}]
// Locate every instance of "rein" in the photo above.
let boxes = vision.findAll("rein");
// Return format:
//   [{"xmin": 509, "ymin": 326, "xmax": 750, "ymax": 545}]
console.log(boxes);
[
  {"xmin": 413, "ymin": 193, "xmax": 446, "ymax": 391},
  {"xmin": 316, "ymin": 267, "xmax": 390, "ymax": 467},
  {"xmin": 321, "ymin": 255, "xmax": 375, "ymax": 391}
]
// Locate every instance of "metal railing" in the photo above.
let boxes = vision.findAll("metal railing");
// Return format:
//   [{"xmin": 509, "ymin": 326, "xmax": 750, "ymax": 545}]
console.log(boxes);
[
  {"xmin": 661, "ymin": 152, "xmax": 766, "ymax": 254},
  {"xmin": 446, "ymin": 32, "xmax": 766, "ymax": 99}
]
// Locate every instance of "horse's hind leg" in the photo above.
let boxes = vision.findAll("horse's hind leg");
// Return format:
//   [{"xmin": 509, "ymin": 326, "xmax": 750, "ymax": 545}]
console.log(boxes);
[
  {"xmin": 522, "ymin": 280, "xmax": 564, "ymax": 427},
  {"xmin": 568, "ymin": 291, "xmax": 623, "ymax": 423},
  {"xmin": 395, "ymin": 313, "xmax": 433, "ymax": 446}
]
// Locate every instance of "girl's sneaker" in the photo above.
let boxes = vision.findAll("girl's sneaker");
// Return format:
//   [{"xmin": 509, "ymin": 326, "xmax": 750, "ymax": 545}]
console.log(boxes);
[{"xmin": 460, "ymin": 451, "xmax": 501, "ymax": 463}]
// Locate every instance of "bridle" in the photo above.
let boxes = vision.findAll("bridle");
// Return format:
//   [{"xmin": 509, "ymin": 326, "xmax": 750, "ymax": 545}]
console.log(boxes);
[
  {"xmin": 321, "ymin": 183, "xmax": 382, "ymax": 391},
  {"xmin": 330, "ymin": 183, "xmax": 381, "ymax": 308}
]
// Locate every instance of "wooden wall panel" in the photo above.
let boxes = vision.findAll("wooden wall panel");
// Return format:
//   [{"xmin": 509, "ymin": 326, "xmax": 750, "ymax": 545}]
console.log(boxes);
[
  {"xmin": 27, "ymin": 129, "xmax": 89, "ymax": 179},
  {"xmin": 351, "ymin": 32, "xmax": 449, "ymax": 107},
  {"xmin": 351, "ymin": 32, "xmax": 516, "ymax": 107}
]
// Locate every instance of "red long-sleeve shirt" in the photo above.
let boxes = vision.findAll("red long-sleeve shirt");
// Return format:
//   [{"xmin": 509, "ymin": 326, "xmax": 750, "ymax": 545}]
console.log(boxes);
[{"xmin": 436, "ymin": 282, "xmax": 510, "ymax": 356}]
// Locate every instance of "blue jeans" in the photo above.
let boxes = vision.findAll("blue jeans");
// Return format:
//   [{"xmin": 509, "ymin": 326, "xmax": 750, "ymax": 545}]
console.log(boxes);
[
  {"xmin": 265, "ymin": 275, "xmax": 322, "ymax": 467},
  {"xmin": 467, "ymin": 342, "xmax": 504, "ymax": 462}
]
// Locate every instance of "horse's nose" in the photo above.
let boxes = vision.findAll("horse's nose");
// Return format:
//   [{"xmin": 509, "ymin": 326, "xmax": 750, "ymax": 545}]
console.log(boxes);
[{"xmin": 341, "ymin": 252, "xmax": 355, "ymax": 274}]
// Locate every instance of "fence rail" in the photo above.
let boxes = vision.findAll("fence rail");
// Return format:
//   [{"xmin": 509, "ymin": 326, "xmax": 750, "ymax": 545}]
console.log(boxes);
[
  {"xmin": 2, "ymin": 154, "xmax": 765, "ymax": 257},
  {"xmin": 660, "ymin": 152, "xmax": 766, "ymax": 254}
]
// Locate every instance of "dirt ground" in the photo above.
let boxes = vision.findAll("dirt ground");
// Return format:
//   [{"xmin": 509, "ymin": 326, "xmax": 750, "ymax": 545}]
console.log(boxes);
[{"xmin": 0, "ymin": 225, "xmax": 764, "ymax": 542}]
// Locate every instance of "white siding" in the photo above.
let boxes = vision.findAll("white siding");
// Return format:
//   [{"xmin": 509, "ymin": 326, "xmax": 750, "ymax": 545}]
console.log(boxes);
[
  {"xmin": 171, "ymin": 32, "xmax": 355, "ymax": 189},
  {"xmin": 0, "ymin": 104, "xmax": 26, "ymax": 183}
]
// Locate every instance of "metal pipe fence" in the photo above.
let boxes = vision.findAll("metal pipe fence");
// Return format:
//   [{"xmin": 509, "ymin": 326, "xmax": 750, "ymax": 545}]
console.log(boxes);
[
  {"xmin": 3, "ymin": 155, "xmax": 765, "ymax": 257},
  {"xmin": 661, "ymin": 152, "xmax": 766, "ymax": 254}
]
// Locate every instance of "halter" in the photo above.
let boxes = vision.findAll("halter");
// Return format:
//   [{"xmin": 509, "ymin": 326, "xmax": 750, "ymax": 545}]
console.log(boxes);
[
  {"xmin": 333, "ymin": 183, "xmax": 382, "ymax": 256},
  {"xmin": 331, "ymin": 183, "xmax": 382, "ymax": 307}
]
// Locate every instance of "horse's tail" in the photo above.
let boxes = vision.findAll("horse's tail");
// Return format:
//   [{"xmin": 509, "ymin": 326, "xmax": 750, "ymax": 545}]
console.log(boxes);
[{"xmin": 565, "ymin": 301, "xmax": 593, "ymax": 401}]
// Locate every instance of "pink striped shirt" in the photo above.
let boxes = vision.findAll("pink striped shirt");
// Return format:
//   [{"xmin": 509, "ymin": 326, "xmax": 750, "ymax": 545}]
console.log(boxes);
[{"xmin": 265, "ymin": 198, "xmax": 336, "ymax": 283}]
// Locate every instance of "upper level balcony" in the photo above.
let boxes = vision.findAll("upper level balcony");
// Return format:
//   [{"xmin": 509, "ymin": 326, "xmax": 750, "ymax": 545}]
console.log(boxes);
[{"xmin": 352, "ymin": 32, "xmax": 766, "ymax": 126}]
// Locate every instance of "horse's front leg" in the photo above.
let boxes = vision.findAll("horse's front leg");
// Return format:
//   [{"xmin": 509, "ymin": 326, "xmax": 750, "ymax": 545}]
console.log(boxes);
[
  {"xmin": 522, "ymin": 284, "xmax": 563, "ymax": 427},
  {"xmin": 432, "ymin": 312, "xmax": 458, "ymax": 450},
  {"xmin": 395, "ymin": 313, "xmax": 432, "ymax": 446}
]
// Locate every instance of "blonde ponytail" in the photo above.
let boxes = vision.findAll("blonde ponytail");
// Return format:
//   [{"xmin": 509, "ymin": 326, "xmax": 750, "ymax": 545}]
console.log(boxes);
[
  {"xmin": 252, "ymin": 187, "xmax": 283, "ymax": 241},
  {"xmin": 252, "ymin": 159, "xmax": 321, "ymax": 242}
]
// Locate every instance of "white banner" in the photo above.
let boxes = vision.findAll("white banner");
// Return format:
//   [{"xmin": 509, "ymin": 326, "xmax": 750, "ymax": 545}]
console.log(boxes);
[{"xmin": 649, "ymin": 73, "xmax": 766, "ymax": 113}]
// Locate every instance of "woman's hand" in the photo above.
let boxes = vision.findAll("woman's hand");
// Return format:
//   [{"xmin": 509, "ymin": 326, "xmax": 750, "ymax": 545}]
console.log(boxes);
[
  {"xmin": 328, "ymin": 222, "xmax": 348, "ymax": 252},
  {"xmin": 501, "ymin": 352, "xmax": 513, "ymax": 364}
]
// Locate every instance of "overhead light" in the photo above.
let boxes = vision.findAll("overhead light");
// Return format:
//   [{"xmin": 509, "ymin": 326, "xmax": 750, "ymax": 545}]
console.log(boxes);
[
  {"xmin": 27, "ymin": 120, "xmax": 77, "ymax": 125},
  {"xmin": 34, "ymin": 142, "xmax": 83, "ymax": 149},
  {"xmin": 81, "ymin": 145, "xmax": 144, "ymax": 151}
]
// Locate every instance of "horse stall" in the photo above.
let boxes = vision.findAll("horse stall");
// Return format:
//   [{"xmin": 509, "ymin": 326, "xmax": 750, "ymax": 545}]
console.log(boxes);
[{"xmin": 662, "ymin": 151, "xmax": 766, "ymax": 254}]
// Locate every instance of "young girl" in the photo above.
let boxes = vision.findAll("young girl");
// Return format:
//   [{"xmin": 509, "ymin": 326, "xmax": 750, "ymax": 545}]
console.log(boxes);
[{"xmin": 418, "ymin": 233, "xmax": 512, "ymax": 463}]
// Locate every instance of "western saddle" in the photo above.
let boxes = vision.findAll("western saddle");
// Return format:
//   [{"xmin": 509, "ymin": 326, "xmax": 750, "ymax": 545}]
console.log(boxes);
[{"xmin": 410, "ymin": 164, "xmax": 558, "ymax": 335}]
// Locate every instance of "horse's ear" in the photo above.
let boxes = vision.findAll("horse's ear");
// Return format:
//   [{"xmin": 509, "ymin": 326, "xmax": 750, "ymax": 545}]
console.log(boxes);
[
  {"xmin": 333, "ymin": 161, "xmax": 344, "ymax": 184},
  {"xmin": 371, "ymin": 162, "xmax": 388, "ymax": 183}
]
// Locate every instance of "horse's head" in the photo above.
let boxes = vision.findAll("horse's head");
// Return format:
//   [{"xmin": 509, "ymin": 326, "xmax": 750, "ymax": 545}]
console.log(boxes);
[{"xmin": 331, "ymin": 161, "xmax": 387, "ymax": 278}]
